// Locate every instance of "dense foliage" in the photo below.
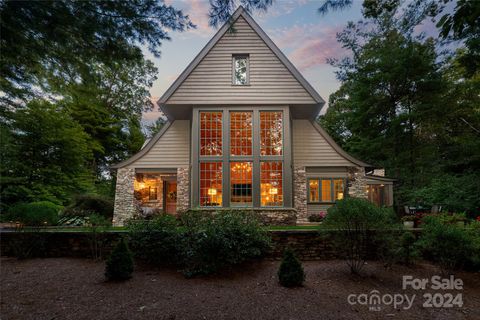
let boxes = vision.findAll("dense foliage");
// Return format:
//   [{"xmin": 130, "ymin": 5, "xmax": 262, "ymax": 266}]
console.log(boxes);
[
  {"xmin": 62, "ymin": 194, "xmax": 114, "ymax": 219},
  {"xmin": 126, "ymin": 210, "xmax": 271, "ymax": 277},
  {"xmin": 127, "ymin": 215, "xmax": 180, "ymax": 266},
  {"xmin": 277, "ymin": 248, "xmax": 305, "ymax": 287},
  {"xmin": 178, "ymin": 210, "xmax": 271, "ymax": 277},
  {"xmin": 5, "ymin": 201, "xmax": 62, "ymax": 226},
  {"xmin": 105, "ymin": 238, "xmax": 134, "ymax": 281},
  {"xmin": 318, "ymin": 0, "xmax": 480, "ymax": 215},
  {"xmin": 322, "ymin": 198, "xmax": 399, "ymax": 274},
  {"xmin": 417, "ymin": 216, "xmax": 480, "ymax": 273}
]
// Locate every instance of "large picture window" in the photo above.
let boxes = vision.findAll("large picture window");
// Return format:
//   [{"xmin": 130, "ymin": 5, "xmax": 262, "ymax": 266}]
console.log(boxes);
[
  {"xmin": 200, "ymin": 112, "xmax": 222, "ymax": 156},
  {"xmin": 230, "ymin": 112, "xmax": 252, "ymax": 156},
  {"xmin": 200, "ymin": 162, "xmax": 223, "ymax": 206},
  {"xmin": 260, "ymin": 162, "xmax": 283, "ymax": 207},
  {"xmin": 308, "ymin": 178, "xmax": 344, "ymax": 203},
  {"xmin": 260, "ymin": 111, "xmax": 283, "ymax": 156},
  {"xmin": 197, "ymin": 109, "xmax": 286, "ymax": 208}
]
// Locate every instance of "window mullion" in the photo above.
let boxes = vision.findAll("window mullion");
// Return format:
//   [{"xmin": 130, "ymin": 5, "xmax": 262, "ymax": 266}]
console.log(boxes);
[{"xmin": 253, "ymin": 110, "xmax": 260, "ymax": 207}]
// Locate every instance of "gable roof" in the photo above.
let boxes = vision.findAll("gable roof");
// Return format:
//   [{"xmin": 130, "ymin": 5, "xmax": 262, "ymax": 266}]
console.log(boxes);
[
  {"xmin": 111, "ymin": 122, "xmax": 172, "ymax": 169},
  {"xmin": 310, "ymin": 121, "xmax": 371, "ymax": 167},
  {"xmin": 157, "ymin": 6, "xmax": 325, "ymax": 109}
]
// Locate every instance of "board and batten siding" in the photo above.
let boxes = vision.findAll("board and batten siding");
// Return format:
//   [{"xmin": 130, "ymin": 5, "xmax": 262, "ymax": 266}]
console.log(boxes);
[
  {"xmin": 127, "ymin": 120, "xmax": 190, "ymax": 168},
  {"xmin": 166, "ymin": 17, "xmax": 316, "ymax": 105},
  {"xmin": 292, "ymin": 120, "xmax": 355, "ymax": 167}
]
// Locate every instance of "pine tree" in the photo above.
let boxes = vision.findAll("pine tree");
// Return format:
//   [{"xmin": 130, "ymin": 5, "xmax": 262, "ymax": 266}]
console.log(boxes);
[
  {"xmin": 105, "ymin": 238, "xmax": 134, "ymax": 281},
  {"xmin": 278, "ymin": 248, "xmax": 305, "ymax": 287}
]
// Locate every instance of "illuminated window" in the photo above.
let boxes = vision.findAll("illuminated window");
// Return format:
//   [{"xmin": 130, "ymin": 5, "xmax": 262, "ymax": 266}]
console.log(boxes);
[
  {"xmin": 148, "ymin": 187, "xmax": 157, "ymax": 201},
  {"xmin": 309, "ymin": 180, "xmax": 319, "ymax": 202},
  {"xmin": 260, "ymin": 112, "xmax": 283, "ymax": 156},
  {"xmin": 233, "ymin": 55, "xmax": 249, "ymax": 85},
  {"xmin": 308, "ymin": 178, "xmax": 345, "ymax": 203},
  {"xmin": 200, "ymin": 162, "xmax": 222, "ymax": 206},
  {"xmin": 333, "ymin": 179, "xmax": 344, "ymax": 200},
  {"xmin": 230, "ymin": 112, "xmax": 252, "ymax": 156},
  {"xmin": 200, "ymin": 112, "xmax": 222, "ymax": 156},
  {"xmin": 260, "ymin": 162, "xmax": 283, "ymax": 207},
  {"xmin": 230, "ymin": 162, "xmax": 253, "ymax": 206}
]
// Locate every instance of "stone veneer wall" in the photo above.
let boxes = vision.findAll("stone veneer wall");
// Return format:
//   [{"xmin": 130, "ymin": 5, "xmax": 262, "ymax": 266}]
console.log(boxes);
[
  {"xmin": 2, "ymin": 230, "xmax": 413, "ymax": 260},
  {"xmin": 176, "ymin": 167, "xmax": 190, "ymax": 213},
  {"xmin": 347, "ymin": 166, "xmax": 368, "ymax": 198},
  {"xmin": 112, "ymin": 168, "xmax": 136, "ymax": 226},
  {"xmin": 293, "ymin": 166, "xmax": 308, "ymax": 223}
]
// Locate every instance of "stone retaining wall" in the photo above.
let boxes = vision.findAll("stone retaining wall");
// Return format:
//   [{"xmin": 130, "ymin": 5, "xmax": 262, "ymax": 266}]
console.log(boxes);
[{"xmin": 1, "ymin": 230, "xmax": 420, "ymax": 261}]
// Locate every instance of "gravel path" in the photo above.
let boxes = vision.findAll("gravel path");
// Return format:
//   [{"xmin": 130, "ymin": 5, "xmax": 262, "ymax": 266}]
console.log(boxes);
[{"xmin": 1, "ymin": 257, "xmax": 479, "ymax": 320}]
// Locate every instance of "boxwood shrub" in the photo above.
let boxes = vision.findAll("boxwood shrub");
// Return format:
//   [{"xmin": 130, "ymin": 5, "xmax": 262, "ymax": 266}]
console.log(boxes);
[{"xmin": 6, "ymin": 201, "xmax": 62, "ymax": 226}]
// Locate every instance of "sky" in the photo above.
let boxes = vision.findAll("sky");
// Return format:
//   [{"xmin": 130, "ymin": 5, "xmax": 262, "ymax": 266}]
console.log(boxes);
[{"xmin": 142, "ymin": 0, "xmax": 441, "ymax": 124}]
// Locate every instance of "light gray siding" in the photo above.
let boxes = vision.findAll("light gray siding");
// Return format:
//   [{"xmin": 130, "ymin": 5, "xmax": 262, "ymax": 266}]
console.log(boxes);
[
  {"xmin": 293, "ymin": 120, "xmax": 355, "ymax": 167},
  {"xmin": 127, "ymin": 120, "xmax": 190, "ymax": 168},
  {"xmin": 166, "ymin": 17, "xmax": 316, "ymax": 105}
]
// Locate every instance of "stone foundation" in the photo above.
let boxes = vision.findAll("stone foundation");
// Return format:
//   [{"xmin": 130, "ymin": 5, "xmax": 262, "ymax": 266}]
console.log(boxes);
[
  {"xmin": 176, "ymin": 167, "xmax": 190, "ymax": 213},
  {"xmin": 347, "ymin": 166, "xmax": 368, "ymax": 198},
  {"xmin": 293, "ymin": 166, "xmax": 308, "ymax": 223},
  {"xmin": 112, "ymin": 168, "xmax": 136, "ymax": 226}
]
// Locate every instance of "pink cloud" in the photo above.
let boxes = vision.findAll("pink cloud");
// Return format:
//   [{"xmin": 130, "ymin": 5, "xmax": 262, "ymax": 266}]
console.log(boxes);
[{"xmin": 272, "ymin": 24, "xmax": 346, "ymax": 71}]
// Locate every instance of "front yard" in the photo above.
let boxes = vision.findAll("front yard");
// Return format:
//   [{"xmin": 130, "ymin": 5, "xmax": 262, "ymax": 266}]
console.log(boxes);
[{"xmin": 1, "ymin": 257, "xmax": 479, "ymax": 320}]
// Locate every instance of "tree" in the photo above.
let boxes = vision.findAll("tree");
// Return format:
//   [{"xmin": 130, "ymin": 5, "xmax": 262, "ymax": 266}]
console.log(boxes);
[
  {"xmin": 208, "ymin": 0, "xmax": 274, "ymax": 27},
  {"xmin": 0, "ymin": 100, "xmax": 93, "ymax": 208},
  {"xmin": 105, "ymin": 238, "xmax": 134, "ymax": 281},
  {"xmin": 0, "ymin": 0, "xmax": 193, "ymax": 108}
]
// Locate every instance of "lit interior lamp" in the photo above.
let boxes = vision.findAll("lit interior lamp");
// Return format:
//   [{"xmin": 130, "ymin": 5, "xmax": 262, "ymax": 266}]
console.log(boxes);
[
  {"xmin": 207, "ymin": 188, "xmax": 217, "ymax": 205},
  {"xmin": 337, "ymin": 192, "xmax": 344, "ymax": 200},
  {"xmin": 139, "ymin": 182, "xmax": 146, "ymax": 189},
  {"xmin": 269, "ymin": 188, "xmax": 278, "ymax": 195}
]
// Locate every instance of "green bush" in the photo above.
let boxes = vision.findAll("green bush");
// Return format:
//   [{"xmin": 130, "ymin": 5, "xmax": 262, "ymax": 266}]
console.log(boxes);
[
  {"xmin": 105, "ymin": 238, "xmax": 134, "ymax": 281},
  {"xmin": 417, "ymin": 217, "xmax": 476, "ymax": 273},
  {"xmin": 63, "ymin": 194, "xmax": 114, "ymax": 219},
  {"xmin": 278, "ymin": 248, "xmax": 305, "ymax": 287},
  {"xmin": 178, "ymin": 210, "xmax": 271, "ymax": 277},
  {"xmin": 6, "ymin": 201, "xmax": 61, "ymax": 226},
  {"xmin": 127, "ymin": 214, "xmax": 180, "ymax": 266},
  {"xmin": 396, "ymin": 231, "xmax": 419, "ymax": 266},
  {"xmin": 321, "ymin": 198, "xmax": 398, "ymax": 274}
]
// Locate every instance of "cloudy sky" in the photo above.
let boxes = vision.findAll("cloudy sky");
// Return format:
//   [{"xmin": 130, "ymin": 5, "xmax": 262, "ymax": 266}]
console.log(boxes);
[{"xmin": 143, "ymin": 0, "xmax": 439, "ymax": 123}]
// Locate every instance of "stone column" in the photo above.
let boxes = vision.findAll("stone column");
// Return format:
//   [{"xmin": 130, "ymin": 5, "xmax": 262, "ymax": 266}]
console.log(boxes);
[
  {"xmin": 347, "ymin": 166, "xmax": 368, "ymax": 198},
  {"xmin": 293, "ymin": 166, "xmax": 307, "ymax": 223},
  {"xmin": 112, "ymin": 167, "xmax": 136, "ymax": 226},
  {"xmin": 176, "ymin": 167, "xmax": 190, "ymax": 213}
]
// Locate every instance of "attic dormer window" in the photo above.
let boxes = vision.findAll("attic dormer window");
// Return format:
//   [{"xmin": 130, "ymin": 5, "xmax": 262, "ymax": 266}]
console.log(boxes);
[{"xmin": 232, "ymin": 54, "xmax": 249, "ymax": 85}]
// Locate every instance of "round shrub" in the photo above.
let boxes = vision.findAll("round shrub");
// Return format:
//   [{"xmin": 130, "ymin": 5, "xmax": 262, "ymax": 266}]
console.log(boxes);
[
  {"xmin": 105, "ymin": 238, "xmax": 134, "ymax": 281},
  {"xmin": 6, "ymin": 201, "xmax": 62, "ymax": 226},
  {"xmin": 278, "ymin": 248, "xmax": 305, "ymax": 287},
  {"xmin": 63, "ymin": 194, "xmax": 114, "ymax": 219}
]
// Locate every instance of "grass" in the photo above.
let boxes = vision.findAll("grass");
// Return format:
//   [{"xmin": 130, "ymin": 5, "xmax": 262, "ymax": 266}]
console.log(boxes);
[{"xmin": 267, "ymin": 225, "xmax": 320, "ymax": 231}]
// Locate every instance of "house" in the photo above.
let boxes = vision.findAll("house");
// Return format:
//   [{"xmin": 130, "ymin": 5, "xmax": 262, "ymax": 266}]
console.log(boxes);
[{"xmin": 111, "ymin": 7, "xmax": 394, "ymax": 226}]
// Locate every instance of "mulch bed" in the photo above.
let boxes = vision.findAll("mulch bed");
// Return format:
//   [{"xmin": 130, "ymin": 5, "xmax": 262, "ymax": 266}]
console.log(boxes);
[{"xmin": 1, "ymin": 257, "xmax": 479, "ymax": 320}]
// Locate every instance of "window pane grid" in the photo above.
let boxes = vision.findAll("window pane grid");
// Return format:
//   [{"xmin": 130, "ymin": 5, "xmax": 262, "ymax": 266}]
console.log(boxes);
[
  {"xmin": 200, "ymin": 162, "xmax": 222, "ymax": 207},
  {"xmin": 230, "ymin": 112, "xmax": 252, "ymax": 156},
  {"xmin": 200, "ymin": 112, "xmax": 222, "ymax": 156},
  {"xmin": 260, "ymin": 162, "xmax": 283, "ymax": 207},
  {"xmin": 308, "ymin": 178, "xmax": 345, "ymax": 203},
  {"xmin": 230, "ymin": 162, "xmax": 252, "ymax": 206},
  {"xmin": 260, "ymin": 111, "xmax": 283, "ymax": 156}
]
